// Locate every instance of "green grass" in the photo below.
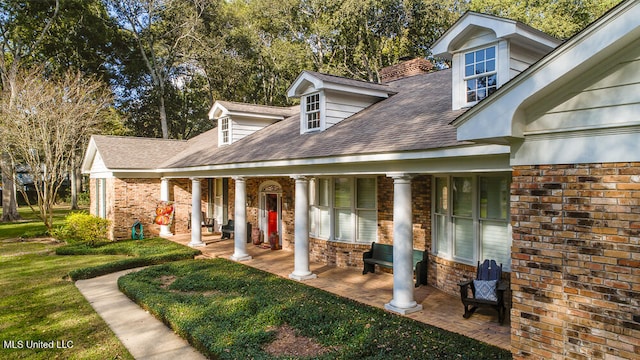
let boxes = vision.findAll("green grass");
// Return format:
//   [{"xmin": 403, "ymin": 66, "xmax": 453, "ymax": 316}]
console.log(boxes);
[
  {"xmin": 119, "ymin": 259, "xmax": 513, "ymax": 360},
  {"xmin": 0, "ymin": 239, "xmax": 134, "ymax": 360},
  {"xmin": 0, "ymin": 207, "xmax": 201, "ymax": 359},
  {"xmin": 58, "ymin": 238, "xmax": 202, "ymax": 280},
  {"xmin": 0, "ymin": 206, "xmax": 71, "ymax": 240}
]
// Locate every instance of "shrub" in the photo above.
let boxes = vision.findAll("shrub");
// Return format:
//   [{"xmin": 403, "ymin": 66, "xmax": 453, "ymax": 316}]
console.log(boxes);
[{"xmin": 55, "ymin": 212, "xmax": 111, "ymax": 245}]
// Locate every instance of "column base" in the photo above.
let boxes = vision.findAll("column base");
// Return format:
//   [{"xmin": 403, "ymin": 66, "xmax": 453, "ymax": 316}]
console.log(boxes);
[
  {"xmin": 384, "ymin": 302, "xmax": 423, "ymax": 315},
  {"xmin": 288, "ymin": 272, "xmax": 317, "ymax": 281},
  {"xmin": 159, "ymin": 230, "xmax": 174, "ymax": 237},
  {"xmin": 229, "ymin": 254, "xmax": 252, "ymax": 262},
  {"xmin": 188, "ymin": 241, "xmax": 205, "ymax": 247}
]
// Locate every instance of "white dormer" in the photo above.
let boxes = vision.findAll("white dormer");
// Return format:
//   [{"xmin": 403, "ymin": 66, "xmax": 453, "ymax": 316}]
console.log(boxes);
[
  {"xmin": 287, "ymin": 71, "xmax": 396, "ymax": 134},
  {"xmin": 208, "ymin": 101, "xmax": 296, "ymax": 146},
  {"xmin": 432, "ymin": 12, "xmax": 561, "ymax": 111}
]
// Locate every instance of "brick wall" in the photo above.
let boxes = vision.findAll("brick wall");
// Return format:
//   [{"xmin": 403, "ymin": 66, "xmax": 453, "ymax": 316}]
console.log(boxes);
[
  {"xmin": 511, "ymin": 163, "xmax": 640, "ymax": 360},
  {"xmin": 89, "ymin": 177, "xmax": 211, "ymax": 240},
  {"xmin": 112, "ymin": 178, "xmax": 161, "ymax": 239}
]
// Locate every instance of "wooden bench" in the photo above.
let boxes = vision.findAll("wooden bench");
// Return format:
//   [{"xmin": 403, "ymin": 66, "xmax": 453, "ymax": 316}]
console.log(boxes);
[{"xmin": 362, "ymin": 242, "xmax": 427, "ymax": 287}]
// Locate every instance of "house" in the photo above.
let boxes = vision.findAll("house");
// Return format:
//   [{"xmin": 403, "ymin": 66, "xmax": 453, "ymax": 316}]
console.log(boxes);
[{"xmin": 81, "ymin": 1, "xmax": 640, "ymax": 358}]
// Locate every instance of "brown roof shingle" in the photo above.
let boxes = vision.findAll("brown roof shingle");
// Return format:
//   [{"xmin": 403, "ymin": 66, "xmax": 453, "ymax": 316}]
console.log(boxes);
[{"xmin": 162, "ymin": 69, "xmax": 469, "ymax": 169}]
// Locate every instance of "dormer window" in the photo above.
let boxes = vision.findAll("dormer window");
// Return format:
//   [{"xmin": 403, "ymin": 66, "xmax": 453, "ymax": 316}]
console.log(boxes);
[
  {"xmin": 304, "ymin": 92, "xmax": 321, "ymax": 132},
  {"xmin": 465, "ymin": 46, "xmax": 497, "ymax": 104},
  {"xmin": 220, "ymin": 116, "xmax": 230, "ymax": 145}
]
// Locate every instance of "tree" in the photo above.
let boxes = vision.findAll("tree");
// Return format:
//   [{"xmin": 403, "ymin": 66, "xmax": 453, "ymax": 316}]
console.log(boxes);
[
  {"xmin": 0, "ymin": 0, "xmax": 60, "ymax": 221},
  {"xmin": 465, "ymin": 0, "xmax": 624, "ymax": 40},
  {"xmin": 108, "ymin": 0, "xmax": 209, "ymax": 139},
  {"xmin": 0, "ymin": 68, "xmax": 112, "ymax": 229},
  {"xmin": 0, "ymin": 0, "xmax": 125, "ymax": 216}
]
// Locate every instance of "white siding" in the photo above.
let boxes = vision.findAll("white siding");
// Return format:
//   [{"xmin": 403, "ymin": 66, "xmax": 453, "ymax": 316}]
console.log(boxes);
[
  {"xmin": 323, "ymin": 91, "xmax": 379, "ymax": 129},
  {"xmin": 509, "ymin": 44, "xmax": 546, "ymax": 78},
  {"xmin": 514, "ymin": 44, "xmax": 640, "ymax": 165},
  {"xmin": 231, "ymin": 116, "xmax": 278, "ymax": 143},
  {"xmin": 526, "ymin": 49, "xmax": 640, "ymax": 134}
]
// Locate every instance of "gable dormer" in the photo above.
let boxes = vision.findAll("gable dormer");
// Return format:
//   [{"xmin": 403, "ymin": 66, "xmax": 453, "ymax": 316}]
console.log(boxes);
[
  {"xmin": 287, "ymin": 71, "xmax": 396, "ymax": 134},
  {"xmin": 431, "ymin": 12, "xmax": 561, "ymax": 111},
  {"xmin": 208, "ymin": 101, "xmax": 296, "ymax": 146}
]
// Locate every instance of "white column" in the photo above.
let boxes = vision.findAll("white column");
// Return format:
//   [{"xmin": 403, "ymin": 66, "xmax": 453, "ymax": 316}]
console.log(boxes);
[
  {"xmin": 159, "ymin": 178, "xmax": 173, "ymax": 237},
  {"xmin": 385, "ymin": 174, "xmax": 422, "ymax": 315},
  {"xmin": 230, "ymin": 176, "xmax": 251, "ymax": 261},
  {"xmin": 289, "ymin": 176, "xmax": 317, "ymax": 281},
  {"xmin": 189, "ymin": 178, "xmax": 204, "ymax": 247}
]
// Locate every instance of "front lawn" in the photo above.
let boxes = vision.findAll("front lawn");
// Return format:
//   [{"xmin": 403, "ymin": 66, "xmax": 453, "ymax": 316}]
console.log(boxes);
[
  {"xmin": 0, "ymin": 206, "xmax": 202, "ymax": 360},
  {"xmin": 119, "ymin": 259, "xmax": 512, "ymax": 359},
  {"xmin": 0, "ymin": 239, "xmax": 133, "ymax": 360},
  {"xmin": 0, "ymin": 206, "xmax": 70, "ymax": 240}
]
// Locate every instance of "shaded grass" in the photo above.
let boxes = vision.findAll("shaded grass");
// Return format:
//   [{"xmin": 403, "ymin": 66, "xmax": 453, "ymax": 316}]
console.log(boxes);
[
  {"xmin": 0, "ymin": 240, "xmax": 133, "ymax": 360},
  {"xmin": 0, "ymin": 206, "xmax": 73, "ymax": 240},
  {"xmin": 119, "ymin": 259, "xmax": 512, "ymax": 360},
  {"xmin": 57, "ymin": 238, "xmax": 202, "ymax": 280}
]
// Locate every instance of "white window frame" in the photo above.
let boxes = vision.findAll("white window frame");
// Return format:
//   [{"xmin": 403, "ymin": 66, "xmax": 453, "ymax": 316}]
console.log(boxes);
[
  {"xmin": 301, "ymin": 92, "xmax": 324, "ymax": 133},
  {"xmin": 309, "ymin": 176, "xmax": 377, "ymax": 243},
  {"xmin": 219, "ymin": 116, "xmax": 231, "ymax": 145},
  {"xmin": 463, "ymin": 45, "xmax": 497, "ymax": 105},
  {"xmin": 432, "ymin": 173, "xmax": 511, "ymax": 271}
]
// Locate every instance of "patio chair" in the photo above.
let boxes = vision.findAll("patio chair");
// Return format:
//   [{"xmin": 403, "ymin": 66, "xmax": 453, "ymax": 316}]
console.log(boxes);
[
  {"xmin": 221, "ymin": 219, "xmax": 234, "ymax": 239},
  {"xmin": 458, "ymin": 259, "xmax": 507, "ymax": 324}
]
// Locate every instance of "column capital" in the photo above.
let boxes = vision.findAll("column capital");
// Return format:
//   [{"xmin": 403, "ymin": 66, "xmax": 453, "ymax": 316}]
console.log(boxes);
[
  {"xmin": 189, "ymin": 177, "xmax": 201, "ymax": 182},
  {"xmin": 232, "ymin": 176, "xmax": 246, "ymax": 182},
  {"xmin": 291, "ymin": 175, "xmax": 310, "ymax": 181},
  {"xmin": 387, "ymin": 173, "xmax": 414, "ymax": 182}
]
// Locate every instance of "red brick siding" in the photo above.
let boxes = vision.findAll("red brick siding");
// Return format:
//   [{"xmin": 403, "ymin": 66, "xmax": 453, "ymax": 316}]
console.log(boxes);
[{"xmin": 511, "ymin": 163, "xmax": 640, "ymax": 360}]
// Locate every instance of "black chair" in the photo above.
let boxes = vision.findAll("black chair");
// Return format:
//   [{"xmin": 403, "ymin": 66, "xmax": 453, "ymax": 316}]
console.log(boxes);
[
  {"xmin": 458, "ymin": 259, "xmax": 508, "ymax": 324},
  {"xmin": 221, "ymin": 219, "xmax": 234, "ymax": 239}
]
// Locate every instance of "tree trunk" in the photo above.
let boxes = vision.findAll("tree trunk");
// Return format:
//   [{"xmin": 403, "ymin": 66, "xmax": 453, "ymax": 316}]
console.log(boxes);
[
  {"xmin": 159, "ymin": 85, "xmax": 169, "ymax": 139},
  {"xmin": 1, "ymin": 152, "xmax": 21, "ymax": 222}
]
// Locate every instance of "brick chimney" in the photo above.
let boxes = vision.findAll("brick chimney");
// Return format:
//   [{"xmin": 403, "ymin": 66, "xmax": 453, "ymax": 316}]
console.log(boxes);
[{"xmin": 379, "ymin": 58, "xmax": 434, "ymax": 83}]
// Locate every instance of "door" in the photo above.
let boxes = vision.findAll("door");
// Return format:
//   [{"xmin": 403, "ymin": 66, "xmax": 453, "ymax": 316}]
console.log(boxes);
[{"xmin": 259, "ymin": 181, "xmax": 282, "ymax": 242}]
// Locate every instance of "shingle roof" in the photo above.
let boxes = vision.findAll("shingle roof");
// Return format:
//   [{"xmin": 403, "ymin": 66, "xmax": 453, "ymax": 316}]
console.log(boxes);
[
  {"xmin": 91, "ymin": 135, "xmax": 187, "ymax": 169},
  {"xmin": 161, "ymin": 69, "xmax": 469, "ymax": 169},
  {"xmin": 215, "ymin": 100, "xmax": 298, "ymax": 118},
  {"xmin": 302, "ymin": 71, "xmax": 396, "ymax": 94}
]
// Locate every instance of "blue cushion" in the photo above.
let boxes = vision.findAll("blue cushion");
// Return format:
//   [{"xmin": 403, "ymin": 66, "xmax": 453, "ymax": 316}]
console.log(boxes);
[{"xmin": 474, "ymin": 280, "xmax": 498, "ymax": 301}]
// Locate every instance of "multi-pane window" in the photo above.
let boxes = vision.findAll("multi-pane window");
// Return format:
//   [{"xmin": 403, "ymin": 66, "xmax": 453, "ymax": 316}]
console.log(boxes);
[
  {"xmin": 305, "ymin": 93, "xmax": 321, "ymax": 131},
  {"xmin": 220, "ymin": 117, "xmax": 230, "ymax": 144},
  {"xmin": 433, "ymin": 174, "xmax": 511, "ymax": 271},
  {"xmin": 465, "ymin": 46, "xmax": 497, "ymax": 103},
  {"xmin": 310, "ymin": 177, "xmax": 377, "ymax": 243}
]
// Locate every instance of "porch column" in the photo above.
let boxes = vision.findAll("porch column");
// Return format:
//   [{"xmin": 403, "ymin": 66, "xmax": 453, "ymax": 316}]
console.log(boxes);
[
  {"xmin": 189, "ymin": 178, "xmax": 204, "ymax": 247},
  {"xmin": 230, "ymin": 176, "xmax": 251, "ymax": 261},
  {"xmin": 159, "ymin": 178, "xmax": 173, "ymax": 237},
  {"xmin": 385, "ymin": 174, "xmax": 422, "ymax": 315},
  {"xmin": 289, "ymin": 176, "xmax": 317, "ymax": 281}
]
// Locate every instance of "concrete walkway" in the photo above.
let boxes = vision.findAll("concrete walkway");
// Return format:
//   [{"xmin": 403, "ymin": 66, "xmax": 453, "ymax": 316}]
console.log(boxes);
[{"xmin": 75, "ymin": 269, "xmax": 206, "ymax": 360}]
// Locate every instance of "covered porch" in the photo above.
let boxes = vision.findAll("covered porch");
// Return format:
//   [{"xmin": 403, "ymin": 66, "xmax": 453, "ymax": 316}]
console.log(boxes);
[{"xmin": 168, "ymin": 232, "xmax": 511, "ymax": 351}]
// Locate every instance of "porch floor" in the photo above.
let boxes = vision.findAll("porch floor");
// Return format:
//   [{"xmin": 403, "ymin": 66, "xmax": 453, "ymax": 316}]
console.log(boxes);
[{"xmin": 167, "ymin": 233, "xmax": 511, "ymax": 351}]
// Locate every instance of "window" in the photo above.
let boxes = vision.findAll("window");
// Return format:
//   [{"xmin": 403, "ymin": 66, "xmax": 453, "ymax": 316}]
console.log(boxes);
[
  {"xmin": 220, "ymin": 117, "xmax": 230, "ymax": 144},
  {"xmin": 433, "ymin": 174, "xmax": 511, "ymax": 271},
  {"xmin": 309, "ymin": 177, "xmax": 377, "ymax": 243},
  {"xmin": 464, "ymin": 46, "xmax": 497, "ymax": 104},
  {"xmin": 305, "ymin": 93, "xmax": 321, "ymax": 131},
  {"xmin": 95, "ymin": 178, "xmax": 106, "ymax": 219}
]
